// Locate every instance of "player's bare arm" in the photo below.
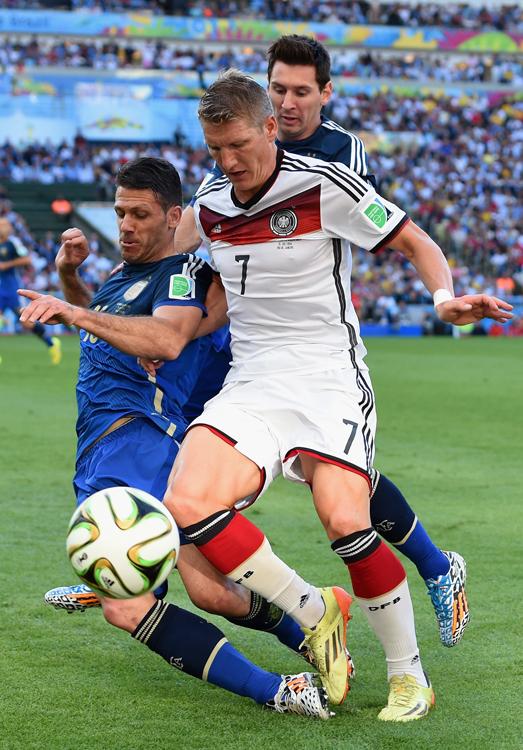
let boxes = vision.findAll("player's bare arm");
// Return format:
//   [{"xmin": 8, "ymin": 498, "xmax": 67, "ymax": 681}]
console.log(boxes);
[
  {"xmin": 0, "ymin": 255, "xmax": 31, "ymax": 272},
  {"xmin": 174, "ymin": 206, "xmax": 203, "ymax": 255},
  {"xmin": 18, "ymin": 290, "xmax": 203, "ymax": 360},
  {"xmin": 137, "ymin": 272, "xmax": 228, "ymax": 376},
  {"xmin": 388, "ymin": 221, "xmax": 513, "ymax": 325},
  {"xmin": 56, "ymin": 228, "xmax": 93, "ymax": 308}
]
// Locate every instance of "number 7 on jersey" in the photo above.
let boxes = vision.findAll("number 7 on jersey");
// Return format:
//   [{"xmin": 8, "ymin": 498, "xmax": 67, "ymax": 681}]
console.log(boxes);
[{"xmin": 235, "ymin": 254, "xmax": 250, "ymax": 295}]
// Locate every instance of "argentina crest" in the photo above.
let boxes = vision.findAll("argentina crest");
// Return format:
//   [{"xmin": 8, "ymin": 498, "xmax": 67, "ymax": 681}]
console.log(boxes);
[{"xmin": 270, "ymin": 208, "xmax": 298, "ymax": 236}]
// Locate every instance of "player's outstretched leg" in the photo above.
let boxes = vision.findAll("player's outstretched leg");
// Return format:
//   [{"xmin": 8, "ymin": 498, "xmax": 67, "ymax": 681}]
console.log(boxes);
[
  {"xmin": 131, "ymin": 599, "xmax": 330, "ymax": 718},
  {"xmin": 44, "ymin": 579, "xmax": 355, "ymax": 673},
  {"xmin": 370, "ymin": 471, "xmax": 469, "ymax": 646}
]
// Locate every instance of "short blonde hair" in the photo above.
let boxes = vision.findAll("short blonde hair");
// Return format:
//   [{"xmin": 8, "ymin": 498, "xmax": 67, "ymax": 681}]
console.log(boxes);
[{"xmin": 198, "ymin": 68, "xmax": 273, "ymax": 130}]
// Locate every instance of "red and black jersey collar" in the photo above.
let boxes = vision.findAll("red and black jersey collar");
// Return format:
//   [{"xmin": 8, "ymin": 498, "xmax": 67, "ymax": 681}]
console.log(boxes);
[{"xmin": 231, "ymin": 148, "xmax": 284, "ymax": 210}]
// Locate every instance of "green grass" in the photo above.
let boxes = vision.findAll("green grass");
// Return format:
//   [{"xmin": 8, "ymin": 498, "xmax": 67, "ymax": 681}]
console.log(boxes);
[{"xmin": 0, "ymin": 335, "xmax": 522, "ymax": 750}]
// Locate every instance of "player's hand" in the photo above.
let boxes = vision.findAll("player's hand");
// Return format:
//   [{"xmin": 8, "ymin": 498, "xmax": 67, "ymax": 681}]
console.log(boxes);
[
  {"xmin": 0, "ymin": 262, "xmax": 6, "ymax": 271},
  {"xmin": 18, "ymin": 290, "xmax": 77, "ymax": 326},
  {"xmin": 56, "ymin": 228, "xmax": 90, "ymax": 273},
  {"xmin": 436, "ymin": 294, "xmax": 514, "ymax": 325},
  {"xmin": 137, "ymin": 357, "xmax": 165, "ymax": 376}
]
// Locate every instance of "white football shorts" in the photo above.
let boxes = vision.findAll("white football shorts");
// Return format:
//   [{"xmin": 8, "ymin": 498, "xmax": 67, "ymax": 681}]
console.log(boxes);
[{"xmin": 189, "ymin": 367, "xmax": 377, "ymax": 509}]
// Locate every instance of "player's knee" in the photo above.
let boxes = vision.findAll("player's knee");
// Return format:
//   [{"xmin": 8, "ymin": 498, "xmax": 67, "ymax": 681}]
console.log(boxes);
[
  {"xmin": 325, "ymin": 506, "xmax": 371, "ymax": 541},
  {"xmin": 187, "ymin": 579, "xmax": 250, "ymax": 617},
  {"xmin": 164, "ymin": 477, "xmax": 213, "ymax": 527}
]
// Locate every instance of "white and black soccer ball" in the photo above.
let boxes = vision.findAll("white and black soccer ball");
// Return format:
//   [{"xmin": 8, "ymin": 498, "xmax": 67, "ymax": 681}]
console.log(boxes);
[{"xmin": 66, "ymin": 487, "xmax": 180, "ymax": 599}]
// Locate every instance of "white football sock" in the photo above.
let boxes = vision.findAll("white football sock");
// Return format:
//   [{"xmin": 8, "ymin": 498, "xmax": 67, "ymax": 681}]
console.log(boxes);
[
  {"xmin": 226, "ymin": 537, "xmax": 325, "ymax": 629},
  {"xmin": 355, "ymin": 578, "xmax": 427, "ymax": 685}
]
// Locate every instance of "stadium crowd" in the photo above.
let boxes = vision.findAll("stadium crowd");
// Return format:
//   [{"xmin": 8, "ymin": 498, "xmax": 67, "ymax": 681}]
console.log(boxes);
[
  {"xmin": 0, "ymin": 137, "xmax": 213, "ymax": 201},
  {"xmin": 2, "ymin": 35, "xmax": 523, "ymax": 86},
  {"xmin": 2, "ymin": 87, "xmax": 523, "ymax": 333},
  {"xmin": 2, "ymin": 0, "xmax": 523, "ymax": 32}
]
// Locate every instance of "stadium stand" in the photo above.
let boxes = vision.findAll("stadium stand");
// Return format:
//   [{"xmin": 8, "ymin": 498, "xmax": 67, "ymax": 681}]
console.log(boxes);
[
  {"xmin": 1, "ymin": 1, "xmax": 523, "ymax": 31},
  {"xmin": 1, "ymin": 0, "xmax": 521, "ymax": 335},
  {"xmin": 3, "ymin": 36, "xmax": 523, "ymax": 85}
]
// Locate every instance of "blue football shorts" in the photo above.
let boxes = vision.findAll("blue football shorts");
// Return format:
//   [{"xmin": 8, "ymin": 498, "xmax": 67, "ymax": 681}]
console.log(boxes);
[
  {"xmin": 0, "ymin": 287, "xmax": 21, "ymax": 314},
  {"xmin": 74, "ymin": 417, "xmax": 189, "ymax": 547}
]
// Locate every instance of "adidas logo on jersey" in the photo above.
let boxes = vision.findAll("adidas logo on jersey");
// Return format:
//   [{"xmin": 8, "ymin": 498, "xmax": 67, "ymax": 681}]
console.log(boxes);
[{"xmin": 211, "ymin": 223, "xmax": 222, "ymax": 234}]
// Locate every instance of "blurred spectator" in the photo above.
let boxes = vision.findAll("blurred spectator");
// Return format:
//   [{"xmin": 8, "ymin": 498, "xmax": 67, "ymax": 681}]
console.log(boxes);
[{"xmin": 488, "ymin": 321, "xmax": 505, "ymax": 336}]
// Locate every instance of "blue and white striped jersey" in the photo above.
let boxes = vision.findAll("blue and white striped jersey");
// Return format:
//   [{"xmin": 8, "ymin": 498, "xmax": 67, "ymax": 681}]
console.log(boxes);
[
  {"xmin": 76, "ymin": 253, "xmax": 212, "ymax": 458},
  {"xmin": 0, "ymin": 236, "xmax": 29, "ymax": 292}
]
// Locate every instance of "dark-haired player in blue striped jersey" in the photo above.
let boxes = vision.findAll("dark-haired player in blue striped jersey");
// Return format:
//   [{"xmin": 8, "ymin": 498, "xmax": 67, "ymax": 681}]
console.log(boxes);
[
  {"xmin": 172, "ymin": 35, "xmax": 469, "ymax": 653},
  {"xmin": 20, "ymin": 157, "xmax": 331, "ymax": 720},
  {"xmin": 0, "ymin": 217, "xmax": 61, "ymax": 365}
]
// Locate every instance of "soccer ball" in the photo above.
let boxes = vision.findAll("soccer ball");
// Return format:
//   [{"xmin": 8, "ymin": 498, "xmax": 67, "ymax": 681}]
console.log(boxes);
[{"xmin": 66, "ymin": 487, "xmax": 180, "ymax": 599}]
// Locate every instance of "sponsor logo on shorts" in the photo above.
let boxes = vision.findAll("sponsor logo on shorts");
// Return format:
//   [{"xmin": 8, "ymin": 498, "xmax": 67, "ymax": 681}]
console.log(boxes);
[
  {"xmin": 169, "ymin": 274, "xmax": 193, "ymax": 298},
  {"xmin": 364, "ymin": 199, "xmax": 390, "ymax": 229},
  {"xmin": 123, "ymin": 280, "xmax": 149, "ymax": 301},
  {"xmin": 270, "ymin": 208, "xmax": 298, "ymax": 236}
]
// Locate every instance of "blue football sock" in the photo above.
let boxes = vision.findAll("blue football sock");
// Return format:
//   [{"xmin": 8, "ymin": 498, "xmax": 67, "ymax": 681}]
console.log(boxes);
[
  {"xmin": 208, "ymin": 642, "xmax": 281, "ymax": 704},
  {"xmin": 370, "ymin": 473, "xmax": 450, "ymax": 580},
  {"xmin": 226, "ymin": 592, "xmax": 304, "ymax": 653},
  {"xmin": 270, "ymin": 613, "xmax": 304, "ymax": 653},
  {"xmin": 32, "ymin": 321, "xmax": 53, "ymax": 346},
  {"xmin": 132, "ymin": 599, "xmax": 281, "ymax": 704}
]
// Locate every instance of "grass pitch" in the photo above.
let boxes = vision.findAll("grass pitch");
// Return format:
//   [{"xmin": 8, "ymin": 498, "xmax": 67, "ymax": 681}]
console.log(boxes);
[{"xmin": 0, "ymin": 335, "xmax": 521, "ymax": 750}]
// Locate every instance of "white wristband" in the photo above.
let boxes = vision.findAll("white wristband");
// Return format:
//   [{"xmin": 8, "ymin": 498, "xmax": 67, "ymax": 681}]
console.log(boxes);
[{"xmin": 433, "ymin": 289, "xmax": 454, "ymax": 308}]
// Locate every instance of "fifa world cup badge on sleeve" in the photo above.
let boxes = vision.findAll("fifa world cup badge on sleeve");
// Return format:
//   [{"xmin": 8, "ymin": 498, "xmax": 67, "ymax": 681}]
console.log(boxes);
[
  {"xmin": 363, "ymin": 199, "xmax": 392, "ymax": 230},
  {"xmin": 169, "ymin": 274, "xmax": 194, "ymax": 299}
]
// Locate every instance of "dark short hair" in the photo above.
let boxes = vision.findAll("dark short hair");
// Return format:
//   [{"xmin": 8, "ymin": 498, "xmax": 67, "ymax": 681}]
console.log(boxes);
[
  {"xmin": 116, "ymin": 157, "xmax": 182, "ymax": 214},
  {"xmin": 266, "ymin": 35, "xmax": 331, "ymax": 91}
]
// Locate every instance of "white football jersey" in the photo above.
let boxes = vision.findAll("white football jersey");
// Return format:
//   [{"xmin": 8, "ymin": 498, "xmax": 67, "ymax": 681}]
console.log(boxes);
[{"xmin": 194, "ymin": 150, "xmax": 409, "ymax": 382}]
